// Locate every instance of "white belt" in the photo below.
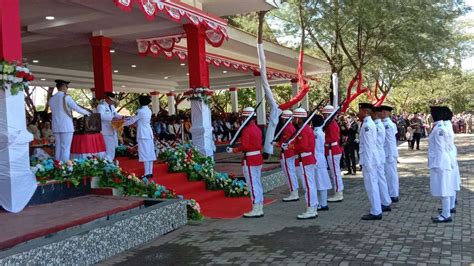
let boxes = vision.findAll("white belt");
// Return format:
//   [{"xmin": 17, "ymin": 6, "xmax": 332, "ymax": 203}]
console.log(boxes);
[
  {"xmin": 325, "ymin": 142, "xmax": 338, "ymax": 147},
  {"xmin": 299, "ymin": 152, "xmax": 312, "ymax": 158},
  {"xmin": 245, "ymin": 150, "xmax": 261, "ymax": 156}
]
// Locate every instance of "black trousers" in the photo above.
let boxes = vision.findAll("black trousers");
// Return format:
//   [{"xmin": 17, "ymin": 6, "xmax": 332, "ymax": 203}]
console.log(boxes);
[
  {"xmin": 344, "ymin": 143, "xmax": 357, "ymax": 173},
  {"xmin": 411, "ymin": 133, "xmax": 421, "ymax": 149}
]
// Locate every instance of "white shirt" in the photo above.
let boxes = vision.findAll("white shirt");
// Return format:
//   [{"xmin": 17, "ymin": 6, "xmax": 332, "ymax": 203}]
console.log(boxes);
[
  {"xmin": 49, "ymin": 91, "xmax": 90, "ymax": 133},
  {"xmin": 428, "ymin": 121, "xmax": 451, "ymax": 170},
  {"xmin": 359, "ymin": 116, "xmax": 378, "ymax": 168},
  {"xmin": 383, "ymin": 117, "xmax": 399, "ymax": 159},
  {"xmin": 314, "ymin": 127, "xmax": 327, "ymax": 169},
  {"xmin": 96, "ymin": 101, "xmax": 122, "ymax": 136},
  {"xmin": 124, "ymin": 106, "xmax": 153, "ymax": 139},
  {"xmin": 374, "ymin": 118, "xmax": 386, "ymax": 165}
]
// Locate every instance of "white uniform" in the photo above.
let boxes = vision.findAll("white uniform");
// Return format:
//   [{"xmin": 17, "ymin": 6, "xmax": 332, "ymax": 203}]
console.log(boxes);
[
  {"xmin": 428, "ymin": 122, "xmax": 454, "ymax": 197},
  {"xmin": 375, "ymin": 119, "xmax": 391, "ymax": 206},
  {"xmin": 443, "ymin": 121, "xmax": 460, "ymax": 191},
  {"xmin": 383, "ymin": 117, "xmax": 400, "ymax": 198},
  {"xmin": 124, "ymin": 106, "xmax": 156, "ymax": 175},
  {"xmin": 96, "ymin": 101, "xmax": 122, "ymax": 161},
  {"xmin": 49, "ymin": 91, "xmax": 90, "ymax": 161},
  {"xmin": 359, "ymin": 116, "xmax": 382, "ymax": 215},
  {"xmin": 314, "ymin": 127, "xmax": 333, "ymax": 191}
]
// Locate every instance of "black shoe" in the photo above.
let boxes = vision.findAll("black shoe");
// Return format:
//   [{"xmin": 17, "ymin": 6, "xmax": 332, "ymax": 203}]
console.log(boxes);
[
  {"xmin": 317, "ymin": 205, "xmax": 329, "ymax": 211},
  {"xmin": 438, "ymin": 208, "xmax": 456, "ymax": 214},
  {"xmin": 344, "ymin": 171, "xmax": 353, "ymax": 175},
  {"xmin": 431, "ymin": 215, "xmax": 452, "ymax": 223},
  {"xmin": 382, "ymin": 205, "xmax": 392, "ymax": 212},
  {"xmin": 361, "ymin": 213, "xmax": 382, "ymax": 220},
  {"xmin": 391, "ymin": 197, "xmax": 399, "ymax": 203}
]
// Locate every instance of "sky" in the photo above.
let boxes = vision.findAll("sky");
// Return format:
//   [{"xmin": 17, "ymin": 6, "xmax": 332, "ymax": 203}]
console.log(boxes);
[{"xmin": 461, "ymin": 0, "xmax": 474, "ymax": 70}]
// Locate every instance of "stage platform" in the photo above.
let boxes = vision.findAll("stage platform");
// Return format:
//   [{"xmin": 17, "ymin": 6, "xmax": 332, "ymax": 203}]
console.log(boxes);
[{"xmin": 214, "ymin": 149, "xmax": 281, "ymax": 178}]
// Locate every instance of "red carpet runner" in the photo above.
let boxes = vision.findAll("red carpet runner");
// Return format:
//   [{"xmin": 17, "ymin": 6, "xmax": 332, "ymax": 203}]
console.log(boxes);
[{"xmin": 117, "ymin": 157, "xmax": 274, "ymax": 219}]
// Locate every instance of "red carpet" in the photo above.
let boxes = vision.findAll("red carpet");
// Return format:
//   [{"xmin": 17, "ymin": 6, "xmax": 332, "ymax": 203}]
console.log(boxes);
[{"xmin": 117, "ymin": 157, "xmax": 275, "ymax": 219}]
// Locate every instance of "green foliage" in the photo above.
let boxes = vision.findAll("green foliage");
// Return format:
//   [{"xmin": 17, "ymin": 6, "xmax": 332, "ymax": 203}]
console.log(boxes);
[{"xmin": 227, "ymin": 13, "xmax": 279, "ymax": 43}]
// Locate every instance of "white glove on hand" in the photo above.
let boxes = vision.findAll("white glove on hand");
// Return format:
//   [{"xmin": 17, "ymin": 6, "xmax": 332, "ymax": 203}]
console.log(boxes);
[
  {"xmin": 281, "ymin": 143, "xmax": 289, "ymax": 150},
  {"xmin": 226, "ymin": 147, "xmax": 233, "ymax": 153}
]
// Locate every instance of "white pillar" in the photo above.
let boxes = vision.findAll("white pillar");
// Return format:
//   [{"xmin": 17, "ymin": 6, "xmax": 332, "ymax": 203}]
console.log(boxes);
[
  {"xmin": 332, "ymin": 73, "xmax": 339, "ymax": 109},
  {"xmin": 229, "ymin": 87, "xmax": 239, "ymax": 113},
  {"xmin": 190, "ymin": 100, "xmax": 214, "ymax": 157},
  {"xmin": 0, "ymin": 87, "xmax": 37, "ymax": 213},
  {"xmin": 151, "ymin": 91, "xmax": 160, "ymax": 114},
  {"xmin": 254, "ymin": 74, "xmax": 266, "ymax": 125},
  {"xmin": 167, "ymin": 92, "xmax": 176, "ymax": 115}
]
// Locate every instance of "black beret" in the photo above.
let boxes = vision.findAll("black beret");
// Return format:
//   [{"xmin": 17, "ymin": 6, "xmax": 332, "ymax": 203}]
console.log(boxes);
[
  {"xmin": 105, "ymin": 92, "xmax": 117, "ymax": 99},
  {"xmin": 55, "ymin": 79, "xmax": 70, "ymax": 86},
  {"xmin": 311, "ymin": 114, "xmax": 324, "ymax": 127},
  {"xmin": 380, "ymin": 105, "xmax": 393, "ymax": 112},
  {"xmin": 139, "ymin": 95, "xmax": 152, "ymax": 106},
  {"xmin": 372, "ymin": 106, "xmax": 383, "ymax": 112},
  {"xmin": 359, "ymin": 103, "xmax": 373, "ymax": 110}
]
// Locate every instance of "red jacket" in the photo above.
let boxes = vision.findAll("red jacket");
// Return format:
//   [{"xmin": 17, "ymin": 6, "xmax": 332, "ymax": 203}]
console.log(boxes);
[
  {"xmin": 234, "ymin": 120, "xmax": 263, "ymax": 166},
  {"xmin": 293, "ymin": 125, "xmax": 316, "ymax": 166},
  {"xmin": 324, "ymin": 120, "xmax": 343, "ymax": 155},
  {"xmin": 278, "ymin": 123, "xmax": 296, "ymax": 159}
]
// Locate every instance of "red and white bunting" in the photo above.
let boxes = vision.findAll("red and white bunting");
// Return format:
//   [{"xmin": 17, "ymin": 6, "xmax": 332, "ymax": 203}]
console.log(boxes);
[{"xmin": 114, "ymin": 0, "xmax": 228, "ymax": 40}]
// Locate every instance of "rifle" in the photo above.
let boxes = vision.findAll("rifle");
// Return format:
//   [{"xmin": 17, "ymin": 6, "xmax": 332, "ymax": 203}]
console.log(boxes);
[
  {"xmin": 228, "ymin": 101, "xmax": 262, "ymax": 148},
  {"xmin": 322, "ymin": 97, "xmax": 347, "ymax": 131},
  {"xmin": 271, "ymin": 117, "xmax": 293, "ymax": 144}
]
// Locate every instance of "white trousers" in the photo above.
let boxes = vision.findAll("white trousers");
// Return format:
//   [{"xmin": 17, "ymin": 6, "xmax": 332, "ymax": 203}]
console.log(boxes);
[
  {"xmin": 54, "ymin": 132, "xmax": 73, "ymax": 162},
  {"xmin": 243, "ymin": 163, "xmax": 263, "ymax": 204},
  {"xmin": 103, "ymin": 134, "xmax": 118, "ymax": 161},
  {"xmin": 384, "ymin": 158, "xmax": 400, "ymax": 197},
  {"xmin": 144, "ymin": 161, "xmax": 154, "ymax": 176},
  {"xmin": 362, "ymin": 165, "xmax": 382, "ymax": 215},
  {"xmin": 376, "ymin": 163, "xmax": 392, "ymax": 206},
  {"xmin": 280, "ymin": 155, "xmax": 298, "ymax": 192},
  {"xmin": 315, "ymin": 166, "xmax": 333, "ymax": 191},
  {"xmin": 327, "ymin": 153, "xmax": 343, "ymax": 192},
  {"xmin": 296, "ymin": 163, "xmax": 318, "ymax": 207}
]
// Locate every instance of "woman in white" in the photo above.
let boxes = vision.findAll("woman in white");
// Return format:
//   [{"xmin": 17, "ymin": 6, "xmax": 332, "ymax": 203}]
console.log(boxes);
[
  {"xmin": 124, "ymin": 95, "xmax": 156, "ymax": 178},
  {"xmin": 312, "ymin": 114, "xmax": 333, "ymax": 210}
]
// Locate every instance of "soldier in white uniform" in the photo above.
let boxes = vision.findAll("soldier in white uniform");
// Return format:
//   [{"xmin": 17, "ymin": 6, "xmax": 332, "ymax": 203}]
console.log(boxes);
[
  {"xmin": 96, "ymin": 92, "xmax": 122, "ymax": 161},
  {"xmin": 312, "ymin": 114, "xmax": 333, "ymax": 211},
  {"xmin": 441, "ymin": 107, "xmax": 460, "ymax": 213},
  {"xmin": 372, "ymin": 107, "xmax": 392, "ymax": 212},
  {"xmin": 428, "ymin": 106, "xmax": 454, "ymax": 223},
  {"xmin": 381, "ymin": 105, "xmax": 400, "ymax": 202},
  {"xmin": 124, "ymin": 95, "xmax": 156, "ymax": 178},
  {"xmin": 49, "ymin": 80, "xmax": 91, "ymax": 162},
  {"xmin": 358, "ymin": 103, "xmax": 383, "ymax": 220}
]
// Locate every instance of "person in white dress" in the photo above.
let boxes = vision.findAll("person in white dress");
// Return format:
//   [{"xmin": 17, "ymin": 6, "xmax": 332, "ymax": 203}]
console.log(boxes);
[
  {"xmin": 49, "ymin": 80, "xmax": 91, "ymax": 162},
  {"xmin": 124, "ymin": 95, "xmax": 156, "ymax": 178},
  {"xmin": 312, "ymin": 114, "xmax": 333, "ymax": 211},
  {"xmin": 96, "ymin": 92, "xmax": 122, "ymax": 161},
  {"xmin": 428, "ymin": 106, "xmax": 454, "ymax": 223},
  {"xmin": 441, "ymin": 107, "xmax": 460, "ymax": 213}
]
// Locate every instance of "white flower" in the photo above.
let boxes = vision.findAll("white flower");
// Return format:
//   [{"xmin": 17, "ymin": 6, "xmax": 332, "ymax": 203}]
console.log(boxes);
[{"xmin": 31, "ymin": 166, "xmax": 38, "ymax": 174}]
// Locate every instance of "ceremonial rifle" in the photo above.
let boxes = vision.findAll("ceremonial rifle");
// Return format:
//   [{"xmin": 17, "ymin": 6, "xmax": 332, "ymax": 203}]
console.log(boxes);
[
  {"xmin": 322, "ymin": 97, "xmax": 347, "ymax": 131},
  {"xmin": 228, "ymin": 101, "xmax": 262, "ymax": 148}
]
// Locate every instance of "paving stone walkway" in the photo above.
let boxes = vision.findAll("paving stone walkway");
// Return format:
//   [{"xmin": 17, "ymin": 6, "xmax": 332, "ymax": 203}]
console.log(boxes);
[{"xmin": 102, "ymin": 135, "xmax": 474, "ymax": 265}]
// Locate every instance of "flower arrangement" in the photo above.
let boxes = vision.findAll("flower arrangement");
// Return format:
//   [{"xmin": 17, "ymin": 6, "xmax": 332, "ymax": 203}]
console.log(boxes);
[
  {"xmin": 115, "ymin": 144, "xmax": 138, "ymax": 158},
  {"xmin": 183, "ymin": 87, "xmax": 213, "ymax": 105},
  {"xmin": 159, "ymin": 143, "xmax": 249, "ymax": 197},
  {"xmin": 186, "ymin": 199, "xmax": 204, "ymax": 221},
  {"xmin": 0, "ymin": 61, "xmax": 34, "ymax": 95}
]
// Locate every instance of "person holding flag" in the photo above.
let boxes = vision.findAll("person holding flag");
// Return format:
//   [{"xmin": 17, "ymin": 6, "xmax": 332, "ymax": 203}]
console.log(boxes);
[{"xmin": 227, "ymin": 107, "xmax": 264, "ymax": 218}]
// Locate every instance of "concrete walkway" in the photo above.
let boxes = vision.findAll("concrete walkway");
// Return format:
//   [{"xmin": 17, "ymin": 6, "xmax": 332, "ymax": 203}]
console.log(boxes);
[{"xmin": 102, "ymin": 134, "xmax": 474, "ymax": 265}]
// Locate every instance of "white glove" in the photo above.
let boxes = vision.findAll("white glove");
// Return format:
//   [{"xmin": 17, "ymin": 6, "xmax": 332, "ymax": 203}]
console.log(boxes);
[
  {"xmin": 281, "ymin": 143, "xmax": 289, "ymax": 150},
  {"xmin": 226, "ymin": 147, "xmax": 233, "ymax": 153}
]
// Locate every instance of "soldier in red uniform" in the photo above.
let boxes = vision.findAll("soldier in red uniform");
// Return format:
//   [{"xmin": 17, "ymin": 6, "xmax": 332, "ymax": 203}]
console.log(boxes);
[
  {"xmin": 322, "ymin": 105, "xmax": 345, "ymax": 202},
  {"xmin": 276, "ymin": 110, "xmax": 300, "ymax": 202},
  {"xmin": 227, "ymin": 107, "xmax": 264, "ymax": 218},
  {"xmin": 283, "ymin": 108, "xmax": 318, "ymax": 219}
]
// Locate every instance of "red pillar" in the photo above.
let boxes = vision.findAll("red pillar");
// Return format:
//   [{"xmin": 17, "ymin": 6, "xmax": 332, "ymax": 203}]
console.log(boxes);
[
  {"xmin": 90, "ymin": 36, "xmax": 113, "ymax": 100},
  {"xmin": 0, "ymin": 0, "xmax": 22, "ymax": 61},
  {"xmin": 184, "ymin": 24, "xmax": 209, "ymax": 88}
]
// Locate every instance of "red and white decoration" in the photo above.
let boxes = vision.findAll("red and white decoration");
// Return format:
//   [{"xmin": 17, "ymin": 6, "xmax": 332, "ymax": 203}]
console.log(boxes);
[
  {"xmin": 114, "ymin": 0, "xmax": 228, "ymax": 40},
  {"xmin": 137, "ymin": 40, "xmax": 298, "ymax": 80}
]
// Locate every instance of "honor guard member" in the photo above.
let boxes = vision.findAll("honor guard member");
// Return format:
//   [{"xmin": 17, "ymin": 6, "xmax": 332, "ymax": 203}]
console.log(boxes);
[
  {"xmin": 428, "ymin": 106, "xmax": 454, "ymax": 223},
  {"xmin": 372, "ymin": 106, "xmax": 392, "ymax": 211},
  {"xmin": 312, "ymin": 114, "xmax": 333, "ymax": 211},
  {"xmin": 124, "ymin": 95, "xmax": 156, "ymax": 178},
  {"xmin": 49, "ymin": 80, "xmax": 91, "ymax": 161},
  {"xmin": 441, "ymin": 107, "xmax": 460, "ymax": 213},
  {"xmin": 358, "ymin": 103, "xmax": 383, "ymax": 220},
  {"xmin": 278, "ymin": 110, "xmax": 300, "ymax": 202},
  {"xmin": 381, "ymin": 105, "xmax": 400, "ymax": 202},
  {"xmin": 96, "ymin": 92, "xmax": 122, "ymax": 161},
  {"xmin": 283, "ymin": 108, "xmax": 318, "ymax": 219},
  {"xmin": 321, "ymin": 105, "xmax": 344, "ymax": 202},
  {"xmin": 227, "ymin": 107, "xmax": 264, "ymax": 218}
]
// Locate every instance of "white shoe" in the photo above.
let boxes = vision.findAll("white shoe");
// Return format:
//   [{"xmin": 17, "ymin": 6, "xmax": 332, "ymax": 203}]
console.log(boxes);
[
  {"xmin": 328, "ymin": 191, "xmax": 344, "ymax": 202},
  {"xmin": 243, "ymin": 203, "xmax": 264, "ymax": 218},
  {"xmin": 297, "ymin": 207, "xmax": 318, "ymax": 219},
  {"xmin": 282, "ymin": 190, "xmax": 299, "ymax": 202}
]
